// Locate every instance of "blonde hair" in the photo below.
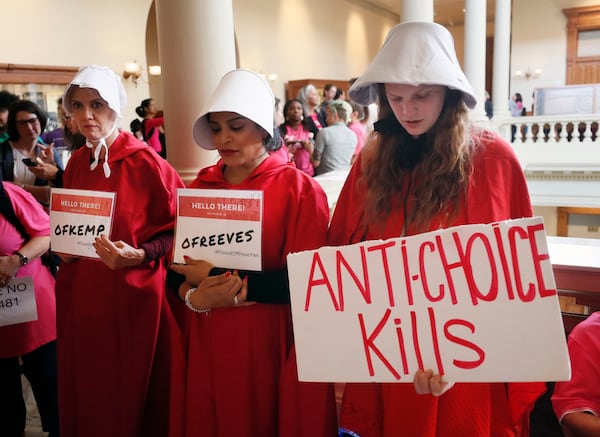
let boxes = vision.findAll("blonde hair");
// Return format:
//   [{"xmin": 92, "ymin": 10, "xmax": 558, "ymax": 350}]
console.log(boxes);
[
  {"xmin": 327, "ymin": 100, "xmax": 352, "ymax": 124},
  {"xmin": 359, "ymin": 85, "xmax": 478, "ymax": 234}
]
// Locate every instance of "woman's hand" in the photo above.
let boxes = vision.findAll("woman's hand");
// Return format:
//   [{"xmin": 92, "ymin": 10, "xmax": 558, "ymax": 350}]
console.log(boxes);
[
  {"xmin": 93, "ymin": 234, "xmax": 146, "ymax": 270},
  {"xmin": 0, "ymin": 255, "xmax": 21, "ymax": 286},
  {"xmin": 302, "ymin": 140, "xmax": 314, "ymax": 154},
  {"xmin": 413, "ymin": 369, "xmax": 454, "ymax": 397},
  {"xmin": 170, "ymin": 256, "xmax": 214, "ymax": 286},
  {"xmin": 28, "ymin": 162, "xmax": 59, "ymax": 180},
  {"xmin": 187, "ymin": 272, "xmax": 251, "ymax": 310},
  {"xmin": 37, "ymin": 144, "xmax": 57, "ymax": 166}
]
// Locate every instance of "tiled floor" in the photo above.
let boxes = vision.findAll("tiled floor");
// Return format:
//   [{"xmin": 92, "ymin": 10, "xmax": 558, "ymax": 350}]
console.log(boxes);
[{"xmin": 22, "ymin": 376, "xmax": 48, "ymax": 437}]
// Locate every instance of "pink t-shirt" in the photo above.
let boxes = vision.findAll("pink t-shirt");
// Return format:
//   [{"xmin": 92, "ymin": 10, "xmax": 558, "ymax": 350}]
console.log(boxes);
[
  {"xmin": 552, "ymin": 312, "xmax": 600, "ymax": 422},
  {"xmin": 283, "ymin": 124, "xmax": 314, "ymax": 176},
  {"xmin": 143, "ymin": 116, "xmax": 164, "ymax": 154},
  {"xmin": 348, "ymin": 121, "xmax": 367, "ymax": 156},
  {"xmin": 0, "ymin": 183, "xmax": 56, "ymax": 358},
  {"xmin": 269, "ymin": 138, "xmax": 291, "ymax": 163}
]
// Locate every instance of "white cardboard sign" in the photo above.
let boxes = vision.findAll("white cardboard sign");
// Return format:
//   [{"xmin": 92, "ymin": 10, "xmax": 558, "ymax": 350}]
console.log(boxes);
[
  {"xmin": 0, "ymin": 277, "xmax": 37, "ymax": 327},
  {"xmin": 287, "ymin": 217, "xmax": 571, "ymax": 383},
  {"xmin": 49, "ymin": 188, "xmax": 115, "ymax": 258},
  {"xmin": 173, "ymin": 188, "xmax": 263, "ymax": 270}
]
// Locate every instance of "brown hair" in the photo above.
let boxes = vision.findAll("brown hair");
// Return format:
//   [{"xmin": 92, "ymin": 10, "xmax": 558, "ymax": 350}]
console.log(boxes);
[{"xmin": 359, "ymin": 84, "xmax": 478, "ymax": 234}]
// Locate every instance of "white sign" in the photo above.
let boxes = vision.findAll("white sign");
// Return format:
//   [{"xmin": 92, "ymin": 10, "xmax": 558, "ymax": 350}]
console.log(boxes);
[
  {"xmin": 0, "ymin": 277, "xmax": 37, "ymax": 327},
  {"xmin": 49, "ymin": 188, "xmax": 116, "ymax": 258},
  {"xmin": 173, "ymin": 189, "xmax": 263, "ymax": 271},
  {"xmin": 287, "ymin": 217, "xmax": 571, "ymax": 383}
]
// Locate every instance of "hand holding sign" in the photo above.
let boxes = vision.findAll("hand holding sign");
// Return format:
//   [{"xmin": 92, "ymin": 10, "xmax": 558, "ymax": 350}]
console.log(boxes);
[
  {"xmin": 173, "ymin": 188, "xmax": 263, "ymax": 270},
  {"xmin": 171, "ymin": 257, "xmax": 215, "ymax": 285},
  {"xmin": 93, "ymin": 234, "xmax": 147, "ymax": 270},
  {"xmin": 287, "ymin": 217, "xmax": 570, "ymax": 383},
  {"xmin": 50, "ymin": 188, "xmax": 116, "ymax": 259},
  {"xmin": 187, "ymin": 271, "xmax": 251, "ymax": 310},
  {"xmin": 414, "ymin": 369, "xmax": 454, "ymax": 397}
]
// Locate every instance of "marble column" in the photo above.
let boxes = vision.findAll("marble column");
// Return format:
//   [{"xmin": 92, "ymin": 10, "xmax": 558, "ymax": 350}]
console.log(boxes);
[
  {"xmin": 401, "ymin": 0, "xmax": 433, "ymax": 22},
  {"xmin": 154, "ymin": 0, "xmax": 236, "ymax": 182},
  {"xmin": 463, "ymin": 0, "xmax": 487, "ymax": 119},
  {"xmin": 492, "ymin": 0, "xmax": 512, "ymax": 132}
]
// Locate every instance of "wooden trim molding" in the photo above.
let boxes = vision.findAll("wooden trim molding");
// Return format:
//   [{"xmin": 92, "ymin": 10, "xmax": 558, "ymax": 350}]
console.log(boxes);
[
  {"xmin": 556, "ymin": 206, "xmax": 600, "ymax": 236},
  {"xmin": 562, "ymin": 6, "xmax": 600, "ymax": 84},
  {"xmin": 0, "ymin": 63, "xmax": 79, "ymax": 85}
]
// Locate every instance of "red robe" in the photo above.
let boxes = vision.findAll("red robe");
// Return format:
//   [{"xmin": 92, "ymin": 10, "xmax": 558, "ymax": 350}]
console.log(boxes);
[
  {"xmin": 184, "ymin": 156, "xmax": 338, "ymax": 437},
  {"xmin": 329, "ymin": 132, "xmax": 545, "ymax": 437},
  {"xmin": 55, "ymin": 132, "xmax": 186, "ymax": 437}
]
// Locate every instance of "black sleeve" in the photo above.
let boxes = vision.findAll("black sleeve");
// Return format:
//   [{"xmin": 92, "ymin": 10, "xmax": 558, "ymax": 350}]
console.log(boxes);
[
  {"xmin": 52, "ymin": 168, "xmax": 64, "ymax": 187},
  {"xmin": 166, "ymin": 268, "xmax": 186, "ymax": 297},
  {"xmin": 209, "ymin": 267, "xmax": 290, "ymax": 304}
]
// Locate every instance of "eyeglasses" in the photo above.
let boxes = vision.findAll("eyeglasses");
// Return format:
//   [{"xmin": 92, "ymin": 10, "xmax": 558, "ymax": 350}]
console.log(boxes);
[{"xmin": 16, "ymin": 117, "xmax": 39, "ymax": 127}]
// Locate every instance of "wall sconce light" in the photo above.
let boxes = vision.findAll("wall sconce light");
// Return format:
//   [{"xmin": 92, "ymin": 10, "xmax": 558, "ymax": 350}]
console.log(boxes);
[
  {"xmin": 514, "ymin": 67, "xmax": 541, "ymax": 80},
  {"xmin": 257, "ymin": 72, "xmax": 278, "ymax": 83},
  {"xmin": 148, "ymin": 65, "xmax": 161, "ymax": 76},
  {"xmin": 123, "ymin": 61, "xmax": 142, "ymax": 86}
]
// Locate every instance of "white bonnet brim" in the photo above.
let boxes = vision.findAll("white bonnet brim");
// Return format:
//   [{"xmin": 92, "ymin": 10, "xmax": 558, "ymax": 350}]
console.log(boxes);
[
  {"xmin": 348, "ymin": 21, "xmax": 476, "ymax": 109},
  {"xmin": 63, "ymin": 65, "xmax": 127, "ymax": 118},
  {"xmin": 193, "ymin": 69, "xmax": 275, "ymax": 150}
]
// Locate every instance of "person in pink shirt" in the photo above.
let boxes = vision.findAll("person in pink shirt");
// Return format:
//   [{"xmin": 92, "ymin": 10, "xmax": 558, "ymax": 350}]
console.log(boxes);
[
  {"xmin": 348, "ymin": 100, "xmax": 367, "ymax": 165},
  {"xmin": 0, "ymin": 180, "xmax": 58, "ymax": 437},
  {"xmin": 552, "ymin": 312, "xmax": 600, "ymax": 437},
  {"xmin": 135, "ymin": 98, "xmax": 166, "ymax": 158},
  {"xmin": 279, "ymin": 99, "xmax": 315, "ymax": 175}
]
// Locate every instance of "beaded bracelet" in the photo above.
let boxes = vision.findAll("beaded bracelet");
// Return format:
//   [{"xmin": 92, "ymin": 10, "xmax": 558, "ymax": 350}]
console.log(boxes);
[{"xmin": 184, "ymin": 287, "xmax": 211, "ymax": 314}]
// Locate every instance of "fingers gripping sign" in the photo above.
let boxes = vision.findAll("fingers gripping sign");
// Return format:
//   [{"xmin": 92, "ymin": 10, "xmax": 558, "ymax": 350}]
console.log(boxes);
[
  {"xmin": 170, "ymin": 256, "xmax": 214, "ymax": 285},
  {"xmin": 93, "ymin": 234, "xmax": 147, "ymax": 270},
  {"xmin": 413, "ymin": 369, "xmax": 455, "ymax": 397}
]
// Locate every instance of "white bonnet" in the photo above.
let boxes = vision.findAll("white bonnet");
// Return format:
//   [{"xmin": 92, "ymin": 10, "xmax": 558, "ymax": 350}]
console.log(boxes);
[
  {"xmin": 348, "ymin": 21, "xmax": 476, "ymax": 109},
  {"xmin": 63, "ymin": 65, "xmax": 127, "ymax": 118},
  {"xmin": 193, "ymin": 69, "xmax": 274, "ymax": 150}
]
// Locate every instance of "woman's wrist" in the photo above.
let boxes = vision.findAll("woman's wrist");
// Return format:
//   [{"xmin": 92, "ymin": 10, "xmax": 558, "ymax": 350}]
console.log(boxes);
[{"xmin": 185, "ymin": 286, "xmax": 211, "ymax": 314}]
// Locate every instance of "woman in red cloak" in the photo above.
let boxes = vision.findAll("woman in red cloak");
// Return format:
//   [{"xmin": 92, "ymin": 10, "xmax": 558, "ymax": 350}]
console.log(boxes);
[
  {"xmin": 169, "ymin": 69, "xmax": 337, "ymax": 437},
  {"xmin": 56, "ymin": 65, "xmax": 185, "ymax": 437},
  {"xmin": 329, "ymin": 22, "xmax": 545, "ymax": 437}
]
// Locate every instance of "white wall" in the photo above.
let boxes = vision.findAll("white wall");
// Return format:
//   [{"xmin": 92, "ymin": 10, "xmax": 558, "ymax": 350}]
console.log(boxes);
[
  {"xmin": 511, "ymin": 0, "xmax": 599, "ymax": 111},
  {"xmin": 1, "ymin": 0, "xmax": 153, "ymax": 124},
  {"xmin": 2, "ymin": 0, "xmax": 395, "ymax": 122},
  {"xmin": 232, "ymin": 0, "xmax": 397, "ymax": 99}
]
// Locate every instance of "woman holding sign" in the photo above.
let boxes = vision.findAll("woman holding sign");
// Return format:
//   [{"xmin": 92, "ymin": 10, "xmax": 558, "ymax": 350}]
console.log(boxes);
[
  {"xmin": 329, "ymin": 22, "xmax": 545, "ymax": 437},
  {"xmin": 0, "ymin": 181, "xmax": 58, "ymax": 437},
  {"xmin": 55, "ymin": 65, "xmax": 185, "ymax": 437},
  {"xmin": 168, "ymin": 69, "xmax": 337, "ymax": 436}
]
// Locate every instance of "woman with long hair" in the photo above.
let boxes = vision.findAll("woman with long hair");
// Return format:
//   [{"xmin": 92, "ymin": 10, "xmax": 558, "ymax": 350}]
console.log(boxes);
[{"xmin": 330, "ymin": 21, "xmax": 545, "ymax": 437}]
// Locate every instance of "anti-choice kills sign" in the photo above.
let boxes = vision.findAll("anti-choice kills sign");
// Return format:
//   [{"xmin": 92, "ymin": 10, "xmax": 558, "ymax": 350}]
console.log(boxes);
[{"xmin": 287, "ymin": 217, "xmax": 570, "ymax": 383}]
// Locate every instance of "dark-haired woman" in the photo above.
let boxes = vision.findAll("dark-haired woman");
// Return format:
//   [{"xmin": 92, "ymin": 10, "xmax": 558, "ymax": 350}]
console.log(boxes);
[
  {"xmin": 330, "ymin": 21, "xmax": 545, "ymax": 437},
  {"xmin": 279, "ymin": 99, "xmax": 315, "ymax": 176},
  {"xmin": 135, "ymin": 98, "xmax": 166, "ymax": 157},
  {"xmin": 0, "ymin": 100, "xmax": 63, "ymax": 205},
  {"xmin": 170, "ymin": 69, "xmax": 337, "ymax": 436}
]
